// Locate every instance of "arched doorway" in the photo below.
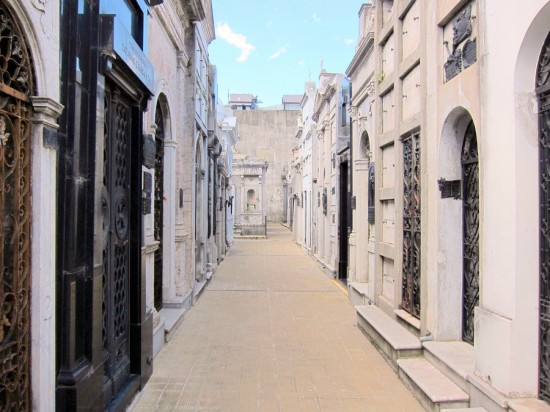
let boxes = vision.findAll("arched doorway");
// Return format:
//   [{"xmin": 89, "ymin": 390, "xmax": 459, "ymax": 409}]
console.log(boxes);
[
  {"xmin": 461, "ymin": 121, "xmax": 479, "ymax": 344},
  {"xmin": 154, "ymin": 102, "xmax": 165, "ymax": 311},
  {"xmin": 338, "ymin": 160, "xmax": 349, "ymax": 283},
  {"xmin": 402, "ymin": 132, "xmax": 421, "ymax": 318},
  {"xmin": 538, "ymin": 30, "xmax": 550, "ymax": 402},
  {"xmin": 247, "ymin": 189, "xmax": 256, "ymax": 210},
  {"xmin": 0, "ymin": 3, "xmax": 34, "ymax": 409},
  {"xmin": 195, "ymin": 138, "xmax": 205, "ymax": 282}
]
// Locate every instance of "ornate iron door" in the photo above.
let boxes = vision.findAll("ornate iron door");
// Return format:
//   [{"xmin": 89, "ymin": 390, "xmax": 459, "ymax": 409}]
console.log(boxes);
[
  {"xmin": 154, "ymin": 104, "xmax": 164, "ymax": 311},
  {"xmin": 102, "ymin": 86, "xmax": 132, "ymax": 403},
  {"xmin": 461, "ymin": 122, "xmax": 479, "ymax": 344},
  {"xmin": 0, "ymin": 4, "xmax": 33, "ymax": 410},
  {"xmin": 338, "ymin": 161, "xmax": 349, "ymax": 281},
  {"xmin": 538, "ymin": 32, "xmax": 550, "ymax": 402},
  {"xmin": 402, "ymin": 133, "xmax": 421, "ymax": 318}
]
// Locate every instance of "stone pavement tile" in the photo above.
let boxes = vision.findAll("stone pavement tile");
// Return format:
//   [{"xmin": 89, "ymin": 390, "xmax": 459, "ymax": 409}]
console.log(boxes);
[
  {"xmin": 131, "ymin": 390, "xmax": 162, "ymax": 409},
  {"xmin": 156, "ymin": 390, "xmax": 183, "ymax": 409},
  {"xmin": 317, "ymin": 396, "xmax": 341, "ymax": 410},
  {"xmin": 129, "ymin": 225, "xmax": 423, "ymax": 412}
]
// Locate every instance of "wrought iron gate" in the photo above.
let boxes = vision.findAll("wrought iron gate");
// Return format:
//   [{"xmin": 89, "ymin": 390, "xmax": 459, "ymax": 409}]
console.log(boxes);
[
  {"xmin": 338, "ymin": 161, "xmax": 349, "ymax": 281},
  {"xmin": 0, "ymin": 4, "xmax": 33, "ymax": 410},
  {"xmin": 402, "ymin": 133, "xmax": 421, "ymax": 318},
  {"xmin": 538, "ymin": 32, "xmax": 550, "ymax": 402},
  {"xmin": 102, "ymin": 85, "xmax": 132, "ymax": 404},
  {"xmin": 461, "ymin": 121, "xmax": 479, "ymax": 345},
  {"xmin": 154, "ymin": 104, "xmax": 164, "ymax": 311}
]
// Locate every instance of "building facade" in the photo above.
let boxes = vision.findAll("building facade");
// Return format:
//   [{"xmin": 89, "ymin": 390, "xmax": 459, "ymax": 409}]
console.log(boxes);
[
  {"xmin": 232, "ymin": 159, "xmax": 269, "ymax": 236},
  {"xmin": 347, "ymin": 0, "xmax": 550, "ymax": 410},
  {"xmin": 0, "ymin": 0, "xmax": 238, "ymax": 409},
  {"xmin": 346, "ymin": 3, "xmax": 376, "ymax": 302},
  {"xmin": 232, "ymin": 108, "xmax": 301, "ymax": 225},
  {"xmin": 0, "ymin": 1, "xmax": 63, "ymax": 410},
  {"xmin": 291, "ymin": 83, "xmax": 317, "ymax": 250},
  {"xmin": 307, "ymin": 72, "xmax": 351, "ymax": 280}
]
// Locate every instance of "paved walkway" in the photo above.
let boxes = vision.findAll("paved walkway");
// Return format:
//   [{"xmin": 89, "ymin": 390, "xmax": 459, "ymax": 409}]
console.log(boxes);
[{"xmin": 130, "ymin": 225, "xmax": 423, "ymax": 411}]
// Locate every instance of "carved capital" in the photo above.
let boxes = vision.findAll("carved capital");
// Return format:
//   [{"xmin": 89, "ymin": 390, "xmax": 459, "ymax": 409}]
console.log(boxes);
[
  {"xmin": 366, "ymin": 81, "xmax": 375, "ymax": 96},
  {"xmin": 31, "ymin": 97, "xmax": 64, "ymax": 129},
  {"xmin": 349, "ymin": 105, "xmax": 359, "ymax": 121}
]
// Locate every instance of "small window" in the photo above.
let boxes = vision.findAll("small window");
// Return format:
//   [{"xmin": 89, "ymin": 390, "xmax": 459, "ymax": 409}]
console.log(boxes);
[
  {"xmin": 102, "ymin": 0, "xmax": 143, "ymax": 46},
  {"xmin": 246, "ymin": 189, "xmax": 256, "ymax": 211}
]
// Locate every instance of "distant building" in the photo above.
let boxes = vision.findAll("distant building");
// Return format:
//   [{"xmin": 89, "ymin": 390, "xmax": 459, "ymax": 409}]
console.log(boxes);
[
  {"xmin": 228, "ymin": 93, "xmax": 258, "ymax": 110},
  {"xmin": 282, "ymin": 94, "xmax": 303, "ymax": 111},
  {"xmin": 231, "ymin": 108, "xmax": 300, "ymax": 225}
]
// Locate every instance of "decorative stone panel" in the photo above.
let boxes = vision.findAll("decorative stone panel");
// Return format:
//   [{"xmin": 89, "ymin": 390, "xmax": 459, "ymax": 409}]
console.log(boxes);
[
  {"xmin": 382, "ymin": 200, "xmax": 396, "ymax": 244},
  {"xmin": 382, "ymin": 143, "xmax": 395, "ymax": 188},
  {"xmin": 402, "ymin": 0, "xmax": 420, "ymax": 61},
  {"xmin": 402, "ymin": 65, "xmax": 421, "ymax": 121},
  {"xmin": 382, "ymin": 89, "xmax": 395, "ymax": 133},
  {"xmin": 443, "ymin": 2, "xmax": 477, "ymax": 82},
  {"xmin": 382, "ymin": 33, "xmax": 395, "ymax": 78}
]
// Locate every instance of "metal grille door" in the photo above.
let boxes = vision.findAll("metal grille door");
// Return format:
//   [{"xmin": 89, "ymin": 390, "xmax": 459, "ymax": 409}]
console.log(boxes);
[
  {"xmin": 102, "ymin": 86, "xmax": 132, "ymax": 403},
  {"xmin": 461, "ymin": 122, "xmax": 479, "ymax": 344},
  {"xmin": 0, "ymin": 3, "xmax": 33, "ymax": 410},
  {"xmin": 154, "ymin": 104, "xmax": 164, "ymax": 311},
  {"xmin": 402, "ymin": 133, "xmax": 421, "ymax": 318},
  {"xmin": 538, "ymin": 32, "xmax": 550, "ymax": 402}
]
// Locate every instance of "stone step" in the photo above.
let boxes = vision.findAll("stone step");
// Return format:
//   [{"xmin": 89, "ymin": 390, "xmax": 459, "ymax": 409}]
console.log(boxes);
[
  {"xmin": 441, "ymin": 408, "xmax": 487, "ymax": 412},
  {"xmin": 423, "ymin": 341, "xmax": 475, "ymax": 393},
  {"xmin": 356, "ymin": 304, "xmax": 422, "ymax": 371},
  {"xmin": 349, "ymin": 282, "xmax": 371, "ymax": 306},
  {"xmin": 508, "ymin": 398, "xmax": 550, "ymax": 412},
  {"xmin": 398, "ymin": 357, "xmax": 470, "ymax": 412}
]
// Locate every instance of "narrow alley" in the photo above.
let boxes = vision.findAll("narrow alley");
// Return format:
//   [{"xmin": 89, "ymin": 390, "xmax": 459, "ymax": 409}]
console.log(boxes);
[{"xmin": 129, "ymin": 225, "xmax": 423, "ymax": 411}]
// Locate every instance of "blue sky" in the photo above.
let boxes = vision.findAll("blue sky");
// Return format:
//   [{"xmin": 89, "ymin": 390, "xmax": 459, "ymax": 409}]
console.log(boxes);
[{"xmin": 209, "ymin": 1, "xmax": 365, "ymax": 107}]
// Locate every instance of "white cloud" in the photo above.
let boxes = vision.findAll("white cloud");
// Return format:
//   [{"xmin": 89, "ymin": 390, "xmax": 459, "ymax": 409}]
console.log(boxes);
[
  {"xmin": 269, "ymin": 47, "xmax": 287, "ymax": 60},
  {"xmin": 216, "ymin": 23, "xmax": 255, "ymax": 62},
  {"xmin": 312, "ymin": 13, "xmax": 322, "ymax": 23},
  {"xmin": 345, "ymin": 39, "xmax": 355, "ymax": 45},
  {"xmin": 298, "ymin": 59, "xmax": 305, "ymax": 66}
]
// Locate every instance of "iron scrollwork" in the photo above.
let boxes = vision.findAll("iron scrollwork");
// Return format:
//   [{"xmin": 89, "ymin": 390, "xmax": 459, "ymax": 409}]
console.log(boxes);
[
  {"xmin": 402, "ymin": 133, "xmax": 421, "ymax": 319},
  {"xmin": 368, "ymin": 162, "xmax": 375, "ymax": 223},
  {"xmin": 538, "ymin": 32, "xmax": 550, "ymax": 402},
  {"xmin": 153, "ymin": 103, "xmax": 164, "ymax": 311},
  {"xmin": 102, "ymin": 86, "xmax": 131, "ymax": 399},
  {"xmin": 461, "ymin": 121, "xmax": 479, "ymax": 345},
  {"xmin": 322, "ymin": 188, "xmax": 327, "ymax": 216},
  {"xmin": 0, "ymin": 3, "xmax": 34, "ymax": 410}
]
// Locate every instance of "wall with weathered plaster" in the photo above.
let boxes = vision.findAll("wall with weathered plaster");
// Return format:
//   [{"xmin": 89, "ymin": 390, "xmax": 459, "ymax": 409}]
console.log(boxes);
[{"xmin": 234, "ymin": 110, "xmax": 300, "ymax": 223}]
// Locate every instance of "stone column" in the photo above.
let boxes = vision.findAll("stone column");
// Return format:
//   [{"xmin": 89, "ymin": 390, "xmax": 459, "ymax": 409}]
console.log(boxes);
[{"xmin": 31, "ymin": 96, "xmax": 64, "ymax": 412}]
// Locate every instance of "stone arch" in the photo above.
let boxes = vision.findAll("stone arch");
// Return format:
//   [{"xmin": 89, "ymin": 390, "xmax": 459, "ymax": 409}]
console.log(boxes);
[
  {"xmin": 247, "ymin": 189, "xmax": 256, "ymax": 210},
  {"xmin": 359, "ymin": 130, "xmax": 371, "ymax": 161},
  {"xmin": 0, "ymin": 2, "xmax": 38, "ymax": 410},
  {"xmin": 155, "ymin": 93, "xmax": 172, "ymax": 142},
  {"xmin": 513, "ymin": 3, "xmax": 550, "ymax": 399},
  {"xmin": 194, "ymin": 135, "xmax": 206, "ymax": 281},
  {"xmin": 153, "ymin": 97, "xmax": 167, "ymax": 311},
  {"xmin": 437, "ymin": 107, "xmax": 477, "ymax": 341},
  {"xmin": 536, "ymin": 27, "xmax": 550, "ymax": 404},
  {"xmin": 4, "ymin": 2, "xmax": 44, "ymax": 96}
]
